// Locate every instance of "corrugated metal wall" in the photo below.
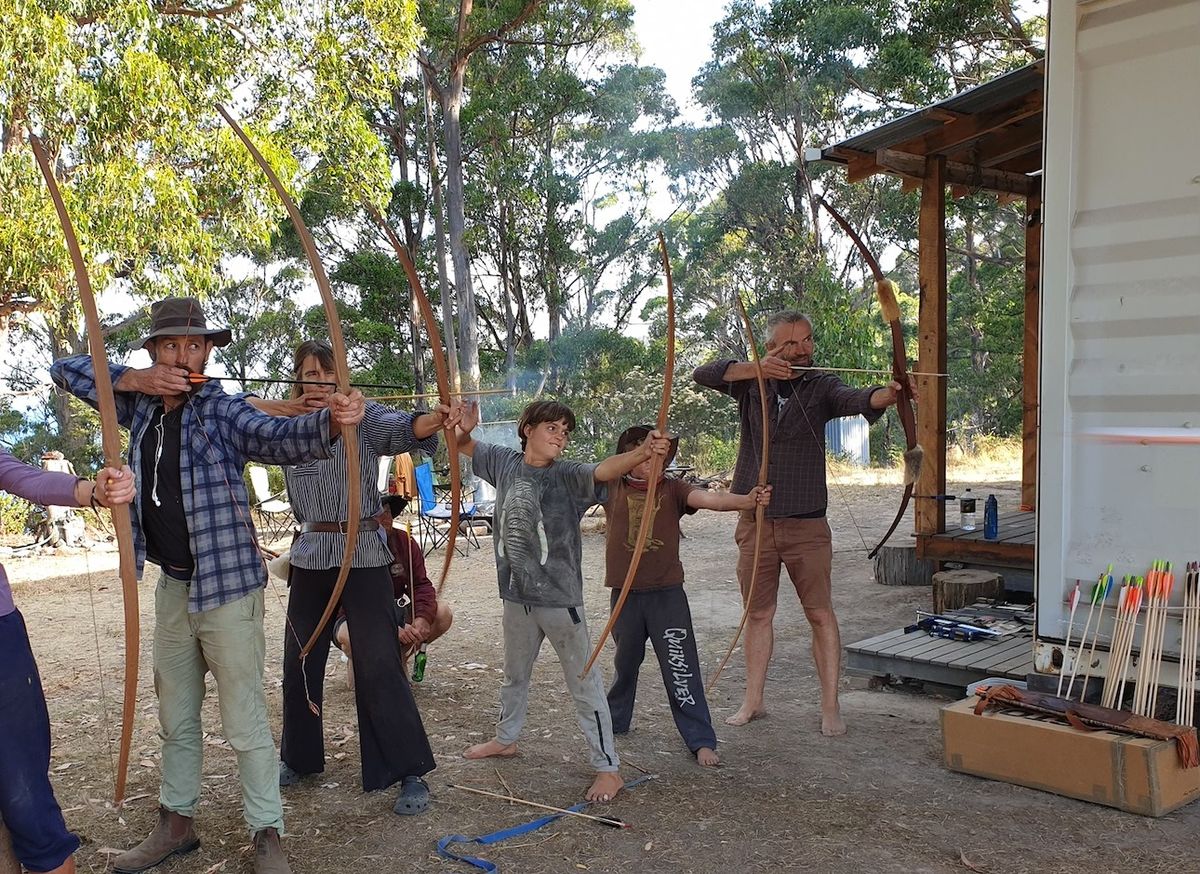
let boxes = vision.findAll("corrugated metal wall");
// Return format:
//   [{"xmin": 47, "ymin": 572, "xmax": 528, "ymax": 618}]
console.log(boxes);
[{"xmin": 825, "ymin": 416, "xmax": 871, "ymax": 466}]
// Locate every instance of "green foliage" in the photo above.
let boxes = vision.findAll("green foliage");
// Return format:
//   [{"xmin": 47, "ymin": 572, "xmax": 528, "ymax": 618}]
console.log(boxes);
[
  {"xmin": 0, "ymin": 492, "xmax": 32, "ymax": 536},
  {"xmin": 0, "ymin": 0, "xmax": 1043, "ymax": 471}
]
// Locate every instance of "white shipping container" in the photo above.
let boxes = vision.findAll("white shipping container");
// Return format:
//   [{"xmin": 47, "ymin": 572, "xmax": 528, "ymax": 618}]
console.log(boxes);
[{"xmin": 1036, "ymin": 0, "xmax": 1200, "ymax": 685}]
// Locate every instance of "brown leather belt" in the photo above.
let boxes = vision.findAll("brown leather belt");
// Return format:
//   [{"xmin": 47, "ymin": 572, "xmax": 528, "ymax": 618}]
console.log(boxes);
[{"xmin": 299, "ymin": 519, "xmax": 381, "ymax": 534}]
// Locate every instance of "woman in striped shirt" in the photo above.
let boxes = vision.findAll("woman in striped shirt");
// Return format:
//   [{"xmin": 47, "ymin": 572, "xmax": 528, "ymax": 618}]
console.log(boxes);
[{"xmin": 250, "ymin": 340, "xmax": 461, "ymax": 816}]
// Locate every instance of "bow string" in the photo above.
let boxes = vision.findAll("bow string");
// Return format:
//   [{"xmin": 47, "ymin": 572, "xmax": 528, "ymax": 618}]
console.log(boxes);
[
  {"xmin": 369, "ymin": 209, "xmax": 461, "ymax": 593},
  {"xmin": 706, "ymin": 293, "xmax": 769, "ymax": 694},
  {"xmin": 816, "ymin": 196, "xmax": 922, "ymax": 558}
]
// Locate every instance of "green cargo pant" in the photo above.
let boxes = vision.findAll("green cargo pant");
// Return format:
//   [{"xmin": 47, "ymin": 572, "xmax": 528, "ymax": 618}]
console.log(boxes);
[{"xmin": 154, "ymin": 572, "xmax": 283, "ymax": 833}]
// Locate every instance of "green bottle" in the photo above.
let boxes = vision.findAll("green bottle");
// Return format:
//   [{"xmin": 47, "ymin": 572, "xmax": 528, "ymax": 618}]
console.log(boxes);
[{"xmin": 411, "ymin": 644, "xmax": 428, "ymax": 682}]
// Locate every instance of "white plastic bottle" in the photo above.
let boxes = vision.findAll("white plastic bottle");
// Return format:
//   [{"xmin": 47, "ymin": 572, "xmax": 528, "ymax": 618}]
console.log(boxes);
[{"xmin": 960, "ymin": 488, "xmax": 977, "ymax": 531}]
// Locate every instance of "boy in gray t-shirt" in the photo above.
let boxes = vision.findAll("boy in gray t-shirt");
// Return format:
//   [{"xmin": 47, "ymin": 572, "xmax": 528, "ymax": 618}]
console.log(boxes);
[{"xmin": 457, "ymin": 400, "xmax": 668, "ymax": 803}]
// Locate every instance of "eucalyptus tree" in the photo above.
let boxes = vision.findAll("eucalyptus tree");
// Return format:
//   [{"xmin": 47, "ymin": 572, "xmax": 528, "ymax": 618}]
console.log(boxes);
[{"xmin": 0, "ymin": 0, "xmax": 421, "ymax": 450}]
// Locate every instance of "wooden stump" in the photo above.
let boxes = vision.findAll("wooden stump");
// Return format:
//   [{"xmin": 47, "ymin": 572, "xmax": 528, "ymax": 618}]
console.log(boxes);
[
  {"xmin": 873, "ymin": 544, "xmax": 936, "ymax": 587},
  {"xmin": 933, "ymin": 569, "xmax": 1004, "ymax": 614}
]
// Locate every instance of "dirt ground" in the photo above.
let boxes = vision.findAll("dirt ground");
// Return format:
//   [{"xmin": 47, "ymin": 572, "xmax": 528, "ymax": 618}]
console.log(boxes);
[{"xmin": 8, "ymin": 469, "xmax": 1200, "ymax": 874}]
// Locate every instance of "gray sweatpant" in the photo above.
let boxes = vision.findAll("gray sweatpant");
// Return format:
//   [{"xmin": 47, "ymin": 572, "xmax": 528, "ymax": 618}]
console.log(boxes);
[{"xmin": 497, "ymin": 600, "xmax": 619, "ymax": 772}]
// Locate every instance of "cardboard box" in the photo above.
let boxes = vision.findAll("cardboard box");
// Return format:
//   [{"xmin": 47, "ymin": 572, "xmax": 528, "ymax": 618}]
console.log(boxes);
[{"xmin": 941, "ymin": 697, "xmax": 1200, "ymax": 816}]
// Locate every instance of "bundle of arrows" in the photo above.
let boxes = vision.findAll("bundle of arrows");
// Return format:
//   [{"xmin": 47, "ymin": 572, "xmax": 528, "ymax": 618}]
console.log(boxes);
[
  {"xmin": 1177, "ymin": 562, "xmax": 1200, "ymax": 726},
  {"xmin": 1132, "ymin": 561, "xmax": 1174, "ymax": 717},
  {"xmin": 1064, "ymin": 564, "xmax": 1113, "ymax": 700},
  {"xmin": 1100, "ymin": 574, "xmax": 1143, "ymax": 709}
]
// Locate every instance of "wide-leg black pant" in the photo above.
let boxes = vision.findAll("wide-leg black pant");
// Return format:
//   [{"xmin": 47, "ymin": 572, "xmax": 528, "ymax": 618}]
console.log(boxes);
[
  {"xmin": 281, "ymin": 565, "xmax": 435, "ymax": 791},
  {"xmin": 606, "ymin": 585, "xmax": 717, "ymax": 753}
]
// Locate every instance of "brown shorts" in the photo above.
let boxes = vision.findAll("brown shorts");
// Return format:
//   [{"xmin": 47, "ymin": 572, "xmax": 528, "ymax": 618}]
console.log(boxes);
[{"xmin": 734, "ymin": 512, "xmax": 833, "ymax": 612}]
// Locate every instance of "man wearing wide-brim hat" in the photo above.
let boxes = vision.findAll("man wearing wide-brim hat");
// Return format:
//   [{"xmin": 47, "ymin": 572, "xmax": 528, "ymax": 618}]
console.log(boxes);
[{"xmin": 51, "ymin": 296, "xmax": 365, "ymax": 874}]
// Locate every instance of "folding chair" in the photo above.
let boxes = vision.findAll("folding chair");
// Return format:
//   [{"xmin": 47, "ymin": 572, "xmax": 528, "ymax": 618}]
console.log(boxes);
[
  {"xmin": 414, "ymin": 462, "xmax": 479, "ymax": 556},
  {"xmin": 248, "ymin": 465, "xmax": 293, "ymax": 541}
]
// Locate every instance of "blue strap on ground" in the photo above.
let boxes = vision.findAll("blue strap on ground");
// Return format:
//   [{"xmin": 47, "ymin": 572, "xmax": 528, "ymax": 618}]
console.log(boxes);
[{"xmin": 437, "ymin": 774, "xmax": 655, "ymax": 873}]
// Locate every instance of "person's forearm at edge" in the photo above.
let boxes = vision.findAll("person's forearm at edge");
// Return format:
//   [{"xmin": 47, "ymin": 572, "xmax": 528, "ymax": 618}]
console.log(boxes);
[
  {"xmin": 453, "ymin": 428, "xmax": 477, "ymax": 457},
  {"xmin": 244, "ymin": 396, "xmax": 311, "ymax": 417},
  {"xmin": 716, "ymin": 361, "xmax": 760, "ymax": 382},
  {"xmin": 594, "ymin": 443, "xmax": 656, "ymax": 482}
]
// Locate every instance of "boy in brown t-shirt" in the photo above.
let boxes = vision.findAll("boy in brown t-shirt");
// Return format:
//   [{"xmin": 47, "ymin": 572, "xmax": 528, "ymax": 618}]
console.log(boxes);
[{"xmin": 604, "ymin": 425, "xmax": 770, "ymax": 766}]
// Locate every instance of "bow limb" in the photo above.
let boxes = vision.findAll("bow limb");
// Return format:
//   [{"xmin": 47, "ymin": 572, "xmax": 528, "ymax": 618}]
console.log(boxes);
[
  {"xmin": 29, "ymin": 133, "xmax": 140, "ymax": 805},
  {"xmin": 815, "ymin": 196, "xmax": 921, "ymax": 557},
  {"xmin": 215, "ymin": 107, "xmax": 361, "ymax": 659},
  {"xmin": 706, "ymin": 294, "xmax": 769, "ymax": 695},
  {"xmin": 368, "ymin": 210, "xmax": 460, "ymax": 593},
  {"xmin": 580, "ymin": 231, "xmax": 675, "ymax": 679}
]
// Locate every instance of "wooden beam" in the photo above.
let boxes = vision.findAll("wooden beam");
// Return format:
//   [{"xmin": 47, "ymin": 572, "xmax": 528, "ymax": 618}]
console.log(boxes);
[
  {"xmin": 969, "ymin": 121, "xmax": 1043, "ymax": 168},
  {"xmin": 846, "ymin": 151, "xmax": 882, "ymax": 183},
  {"xmin": 875, "ymin": 148, "xmax": 1036, "ymax": 197},
  {"xmin": 925, "ymin": 107, "xmax": 968, "ymax": 123},
  {"xmin": 919, "ymin": 534, "xmax": 1034, "ymax": 568},
  {"xmin": 916, "ymin": 156, "xmax": 948, "ymax": 538},
  {"xmin": 1022, "ymin": 190, "xmax": 1042, "ymax": 510},
  {"xmin": 900, "ymin": 93, "xmax": 1042, "ymax": 157}
]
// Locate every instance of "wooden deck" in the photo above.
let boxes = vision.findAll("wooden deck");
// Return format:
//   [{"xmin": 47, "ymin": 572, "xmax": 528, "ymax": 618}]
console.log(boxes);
[
  {"xmin": 918, "ymin": 509, "xmax": 1036, "ymax": 569},
  {"xmin": 845, "ymin": 626, "xmax": 1035, "ymax": 689}
]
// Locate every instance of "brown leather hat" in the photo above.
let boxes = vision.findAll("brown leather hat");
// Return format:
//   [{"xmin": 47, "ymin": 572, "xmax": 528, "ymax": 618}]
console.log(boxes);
[
  {"xmin": 137, "ymin": 296, "xmax": 232, "ymax": 349},
  {"xmin": 616, "ymin": 424, "xmax": 679, "ymax": 467}
]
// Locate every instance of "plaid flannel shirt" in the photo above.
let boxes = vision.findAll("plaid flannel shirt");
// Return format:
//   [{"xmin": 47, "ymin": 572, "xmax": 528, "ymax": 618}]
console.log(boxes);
[
  {"xmin": 51, "ymin": 355, "xmax": 335, "ymax": 613},
  {"xmin": 693, "ymin": 358, "xmax": 885, "ymax": 517}
]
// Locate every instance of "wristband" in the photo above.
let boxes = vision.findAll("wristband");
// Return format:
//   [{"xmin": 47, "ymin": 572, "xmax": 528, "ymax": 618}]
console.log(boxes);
[{"xmin": 90, "ymin": 484, "xmax": 103, "ymax": 511}]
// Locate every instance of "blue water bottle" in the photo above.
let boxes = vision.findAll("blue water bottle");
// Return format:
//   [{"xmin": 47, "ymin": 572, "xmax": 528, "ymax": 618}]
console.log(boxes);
[{"xmin": 984, "ymin": 494, "xmax": 999, "ymax": 540}]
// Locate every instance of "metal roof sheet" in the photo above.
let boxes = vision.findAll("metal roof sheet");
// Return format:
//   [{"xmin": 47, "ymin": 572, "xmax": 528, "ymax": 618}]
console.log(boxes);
[{"xmin": 821, "ymin": 60, "xmax": 1045, "ymax": 160}]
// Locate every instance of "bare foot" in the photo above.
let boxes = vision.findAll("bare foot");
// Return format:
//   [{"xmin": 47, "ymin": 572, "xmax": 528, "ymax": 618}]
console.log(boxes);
[
  {"xmin": 463, "ymin": 739, "xmax": 518, "ymax": 760},
  {"xmin": 821, "ymin": 709, "xmax": 846, "ymax": 737},
  {"xmin": 724, "ymin": 704, "xmax": 766, "ymax": 726},
  {"xmin": 585, "ymin": 771, "xmax": 623, "ymax": 802},
  {"xmin": 695, "ymin": 747, "xmax": 720, "ymax": 767}
]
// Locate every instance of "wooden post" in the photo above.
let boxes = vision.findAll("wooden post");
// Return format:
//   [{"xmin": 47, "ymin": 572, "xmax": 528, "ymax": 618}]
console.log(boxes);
[
  {"xmin": 1022, "ymin": 190, "xmax": 1042, "ymax": 510},
  {"xmin": 917, "ymin": 156, "xmax": 948, "ymax": 537}
]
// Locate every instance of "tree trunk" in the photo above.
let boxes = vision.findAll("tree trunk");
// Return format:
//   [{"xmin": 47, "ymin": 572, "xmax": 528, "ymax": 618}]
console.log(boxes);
[
  {"xmin": 422, "ymin": 79, "xmax": 460, "ymax": 391},
  {"xmin": 932, "ymin": 569, "xmax": 1005, "ymax": 614},
  {"xmin": 499, "ymin": 198, "xmax": 517, "ymax": 390},
  {"xmin": 441, "ymin": 60, "xmax": 479, "ymax": 392},
  {"xmin": 542, "ymin": 125, "xmax": 560, "ymax": 386},
  {"xmin": 392, "ymin": 88, "xmax": 426, "ymax": 398},
  {"xmin": 872, "ymin": 544, "xmax": 936, "ymax": 587}
]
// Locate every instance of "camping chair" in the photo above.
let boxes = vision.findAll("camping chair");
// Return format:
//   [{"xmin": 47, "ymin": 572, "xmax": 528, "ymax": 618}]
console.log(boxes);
[
  {"xmin": 248, "ymin": 465, "xmax": 293, "ymax": 542},
  {"xmin": 414, "ymin": 462, "xmax": 479, "ymax": 556}
]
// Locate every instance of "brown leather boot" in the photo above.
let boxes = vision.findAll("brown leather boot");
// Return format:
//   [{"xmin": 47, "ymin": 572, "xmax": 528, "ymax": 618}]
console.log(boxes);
[
  {"xmin": 112, "ymin": 807, "xmax": 199, "ymax": 873},
  {"xmin": 252, "ymin": 827, "xmax": 292, "ymax": 874}
]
